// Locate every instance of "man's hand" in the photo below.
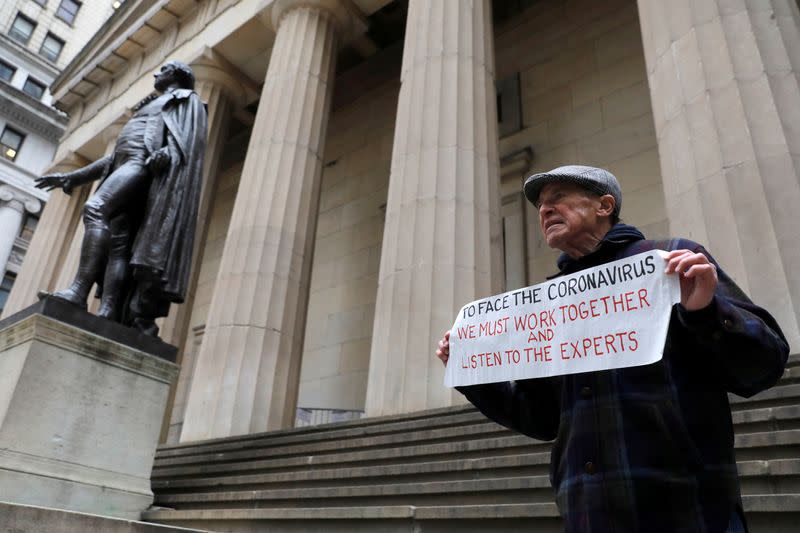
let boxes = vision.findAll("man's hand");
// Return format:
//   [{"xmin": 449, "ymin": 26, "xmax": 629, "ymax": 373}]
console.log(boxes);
[
  {"xmin": 664, "ymin": 249, "xmax": 718, "ymax": 311},
  {"xmin": 436, "ymin": 330, "xmax": 451, "ymax": 366},
  {"xmin": 35, "ymin": 172, "xmax": 74, "ymax": 194},
  {"xmin": 146, "ymin": 147, "xmax": 171, "ymax": 174}
]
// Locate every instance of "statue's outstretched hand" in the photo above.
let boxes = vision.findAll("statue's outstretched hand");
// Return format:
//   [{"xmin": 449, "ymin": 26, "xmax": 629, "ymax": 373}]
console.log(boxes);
[
  {"xmin": 35, "ymin": 173, "xmax": 74, "ymax": 194},
  {"xmin": 146, "ymin": 147, "xmax": 171, "ymax": 174}
]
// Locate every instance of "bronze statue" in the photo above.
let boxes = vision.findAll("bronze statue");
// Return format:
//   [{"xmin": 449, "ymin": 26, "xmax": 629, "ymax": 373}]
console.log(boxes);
[{"xmin": 36, "ymin": 61, "xmax": 208, "ymax": 337}]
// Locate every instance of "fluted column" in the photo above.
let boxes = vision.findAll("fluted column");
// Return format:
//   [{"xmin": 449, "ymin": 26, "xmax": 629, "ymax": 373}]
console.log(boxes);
[
  {"xmin": 638, "ymin": 0, "xmax": 800, "ymax": 350},
  {"xmin": 365, "ymin": 0, "xmax": 503, "ymax": 417},
  {"xmin": 54, "ymin": 120, "xmax": 126, "ymax": 293},
  {"xmin": 0, "ymin": 186, "xmax": 41, "ymax": 278},
  {"xmin": 162, "ymin": 49, "xmax": 252, "ymax": 443},
  {"xmin": 1, "ymin": 152, "xmax": 89, "ymax": 318},
  {"xmin": 181, "ymin": 0, "xmax": 359, "ymax": 440}
]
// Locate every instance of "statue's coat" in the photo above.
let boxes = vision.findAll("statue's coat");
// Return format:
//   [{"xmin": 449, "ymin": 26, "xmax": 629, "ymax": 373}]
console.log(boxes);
[{"xmin": 119, "ymin": 88, "xmax": 207, "ymax": 303}]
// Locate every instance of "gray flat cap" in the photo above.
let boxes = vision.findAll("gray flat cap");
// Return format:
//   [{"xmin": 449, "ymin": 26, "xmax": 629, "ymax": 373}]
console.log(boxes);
[{"xmin": 523, "ymin": 165, "xmax": 622, "ymax": 217}]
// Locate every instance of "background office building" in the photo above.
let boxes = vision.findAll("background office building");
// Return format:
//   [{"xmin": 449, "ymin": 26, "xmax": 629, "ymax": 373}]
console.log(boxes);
[{"xmin": 0, "ymin": 0, "xmax": 122, "ymax": 312}]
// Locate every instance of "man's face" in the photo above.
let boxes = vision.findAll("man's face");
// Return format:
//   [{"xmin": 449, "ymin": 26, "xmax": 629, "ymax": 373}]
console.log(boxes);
[
  {"xmin": 153, "ymin": 64, "xmax": 178, "ymax": 91},
  {"xmin": 535, "ymin": 182, "xmax": 607, "ymax": 251}
]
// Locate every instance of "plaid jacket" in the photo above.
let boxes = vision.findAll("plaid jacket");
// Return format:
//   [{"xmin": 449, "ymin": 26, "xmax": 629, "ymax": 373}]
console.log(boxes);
[{"xmin": 458, "ymin": 224, "xmax": 789, "ymax": 532}]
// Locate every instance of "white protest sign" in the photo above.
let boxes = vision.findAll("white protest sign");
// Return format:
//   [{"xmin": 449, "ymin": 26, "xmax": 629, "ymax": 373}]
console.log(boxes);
[{"xmin": 443, "ymin": 250, "xmax": 681, "ymax": 387}]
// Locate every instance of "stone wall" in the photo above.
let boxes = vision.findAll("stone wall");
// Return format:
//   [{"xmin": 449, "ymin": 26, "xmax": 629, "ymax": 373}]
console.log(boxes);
[
  {"xmin": 496, "ymin": 0, "xmax": 667, "ymax": 283},
  {"xmin": 297, "ymin": 84, "xmax": 398, "ymax": 412}
]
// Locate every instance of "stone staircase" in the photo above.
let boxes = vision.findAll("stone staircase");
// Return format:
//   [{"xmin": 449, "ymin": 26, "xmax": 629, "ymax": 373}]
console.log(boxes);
[{"xmin": 144, "ymin": 354, "xmax": 800, "ymax": 532}]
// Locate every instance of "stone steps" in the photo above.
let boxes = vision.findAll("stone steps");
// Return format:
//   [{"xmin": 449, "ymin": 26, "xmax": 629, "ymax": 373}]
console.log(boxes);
[
  {"xmin": 153, "ymin": 452, "xmax": 552, "ymax": 492},
  {"xmin": 152, "ymin": 404, "xmax": 800, "ymax": 478},
  {"xmin": 155, "ymin": 408, "xmax": 489, "ymax": 460},
  {"xmin": 147, "ymin": 354, "xmax": 800, "ymax": 531},
  {"xmin": 152, "ymin": 356, "xmax": 800, "ymax": 470},
  {"xmin": 153, "ymin": 426, "xmax": 800, "ymax": 481},
  {"xmin": 152, "ymin": 419, "xmax": 512, "ymax": 469},
  {"xmin": 143, "ymin": 495, "xmax": 800, "ymax": 533},
  {"xmin": 151, "ymin": 428, "xmax": 800, "ymax": 491},
  {"xmin": 153, "ymin": 432, "xmax": 542, "ymax": 480},
  {"xmin": 153, "ymin": 460, "xmax": 800, "ymax": 510},
  {"xmin": 730, "ymin": 383, "xmax": 800, "ymax": 411},
  {"xmin": 733, "ymin": 405, "xmax": 800, "ymax": 434},
  {"xmin": 153, "ymin": 455, "xmax": 800, "ymax": 499}
]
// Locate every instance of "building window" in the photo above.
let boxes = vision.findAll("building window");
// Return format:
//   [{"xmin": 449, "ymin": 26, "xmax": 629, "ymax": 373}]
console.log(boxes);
[
  {"xmin": 0, "ymin": 127, "xmax": 25, "ymax": 162},
  {"xmin": 39, "ymin": 32, "xmax": 65, "ymax": 62},
  {"xmin": 0, "ymin": 274, "xmax": 15, "ymax": 314},
  {"xmin": 31, "ymin": 0, "xmax": 48, "ymax": 6},
  {"xmin": 0, "ymin": 60, "xmax": 15, "ymax": 82},
  {"xmin": 55, "ymin": 0, "xmax": 81, "ymax": 25},
  {"xmin": 497, "ymin": 73, "xmax": 522, "ymax": 137},
  {"xmin": 9, "ymin": 13, "xmax": 36, "ymax": 44},
  {"xmin": 22, "ymin": 77, "xmax": 46, "ymax": 99}
]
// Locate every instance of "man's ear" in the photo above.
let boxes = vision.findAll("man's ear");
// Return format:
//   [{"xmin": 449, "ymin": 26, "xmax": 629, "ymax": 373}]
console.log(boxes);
[{"xmin": 596, "ymin": 194, "xmax": 616, "ymax": 217}]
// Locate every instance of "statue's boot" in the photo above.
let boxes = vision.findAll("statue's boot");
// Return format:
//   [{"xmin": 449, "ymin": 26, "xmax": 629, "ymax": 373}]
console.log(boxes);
[
  {"xmin": 96, "ymin": 260, "xmax": 126, "ymax": 320},
  {"xmin": 97, "ymin": 232, "xmax": 130, "ymax": 321},
  {"xmin": 52, "ymin": 226, "xmax": 111, "ymax": 310},
  {"xmin": 133, "ymin": 318, "xmax": 160, "ymax": 337}
]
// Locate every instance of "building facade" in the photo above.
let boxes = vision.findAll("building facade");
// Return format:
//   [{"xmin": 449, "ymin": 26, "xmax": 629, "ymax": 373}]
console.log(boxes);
[
  {"xmin": 4, "ymin": 0, "xmax": 799, "ymax": 445},
  {"xmin": 0, "ymin": 0, "xmax": 122, "ymax": 312}
]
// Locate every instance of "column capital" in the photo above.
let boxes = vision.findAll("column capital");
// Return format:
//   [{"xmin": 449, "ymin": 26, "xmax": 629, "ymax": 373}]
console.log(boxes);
[
  {"xmin": 189, "ymin": 47, "xmax": 258, "ymax": 107},
  {"xmin": 268, "ymin": 0, "xmax": 367, "ymax": 41},
  {"xmin": 0, "ymin": 185, "xmax": 42, "ymax": 214}
]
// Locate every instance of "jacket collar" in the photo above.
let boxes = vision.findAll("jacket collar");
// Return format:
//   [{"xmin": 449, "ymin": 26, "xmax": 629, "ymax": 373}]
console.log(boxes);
[{"xmin": 551, "ymin": 223, "xmax": 645, "ymax": 277}]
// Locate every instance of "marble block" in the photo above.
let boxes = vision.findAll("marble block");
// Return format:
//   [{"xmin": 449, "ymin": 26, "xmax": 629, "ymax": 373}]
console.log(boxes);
[{"xmin": 0, "ymin": 297, "xmax": 179, "ymax": 519}]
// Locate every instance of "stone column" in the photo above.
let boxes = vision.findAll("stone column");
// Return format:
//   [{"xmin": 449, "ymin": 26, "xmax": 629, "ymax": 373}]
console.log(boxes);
[
  {"xmin": 0, "ymin": 186, "xmax": 41, "ymax": 278},
  {"xmin": 181, "ymin": 0, "xmax": 361, "ymax": 441},
  {"xmin": 161, "ymin": 49, "xmax": 252, "ymax": 443},
  {"xmin": 365, "ymin": 0, "xmax": 503, "ymax": 417},
  {"xmin": 637, "ymin": 0, "xmax": 800, "ymax": 350},
  {"xmin": 53, "ymin": 120, "xmax": 126, "ymax": 293},
  {"xmin": 1, "ymin": 152, "xmax": 89, "ymax": 318}
]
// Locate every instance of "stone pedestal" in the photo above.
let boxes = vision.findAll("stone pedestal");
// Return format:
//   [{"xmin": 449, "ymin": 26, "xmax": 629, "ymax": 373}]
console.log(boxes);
[
  {"xmin": 0, "ymin": 501, "xmax": 207, "ymax": 533},
  {"xmin": 0, "ymin": 297, "xmax": 178, "ymax": 519}
]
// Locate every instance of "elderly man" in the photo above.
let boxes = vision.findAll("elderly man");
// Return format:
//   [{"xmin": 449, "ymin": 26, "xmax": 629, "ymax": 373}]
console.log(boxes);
[
  {"xmin": 36, "ymin": 61, "xmax": 207, "ymax": 336},
  {"xmin": 436, "ymin": 165, "xmax": 789, "ymax": 532}
]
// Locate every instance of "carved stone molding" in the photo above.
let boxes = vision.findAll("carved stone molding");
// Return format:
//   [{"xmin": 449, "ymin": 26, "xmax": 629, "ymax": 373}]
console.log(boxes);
[
  {"xmin": 0, "ymin": 185, "xmax": 42, "ymax": 214},
  {"xmin": 268, "ymin": 0, "xmax": 367, "ymax": 43},
  {"xmin": 188, "ymin": 47, "xmax": 258, "ymax": 108}
]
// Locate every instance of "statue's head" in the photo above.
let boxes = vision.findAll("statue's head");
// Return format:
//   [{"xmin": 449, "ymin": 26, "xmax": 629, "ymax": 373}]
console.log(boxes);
[{"xmin": 153, "ymin": 61, "xmax": 195, "ymax": 91}]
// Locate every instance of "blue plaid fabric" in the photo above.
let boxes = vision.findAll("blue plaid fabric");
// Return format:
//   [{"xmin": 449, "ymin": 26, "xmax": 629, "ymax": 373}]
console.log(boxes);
[{"xmin": 459, "ymin": 224, "xmax": 789, "ymax": 532}]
